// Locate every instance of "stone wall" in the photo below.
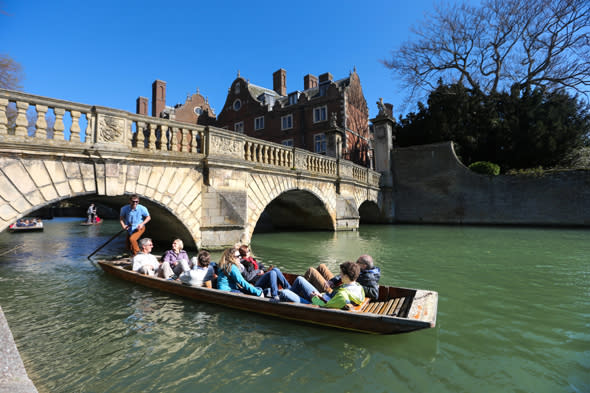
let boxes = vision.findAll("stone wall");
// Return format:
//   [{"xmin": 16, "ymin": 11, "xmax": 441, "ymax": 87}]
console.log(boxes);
[{"xmin": 392, "ymin": 142, "xmax": 590, "ymax": 226}]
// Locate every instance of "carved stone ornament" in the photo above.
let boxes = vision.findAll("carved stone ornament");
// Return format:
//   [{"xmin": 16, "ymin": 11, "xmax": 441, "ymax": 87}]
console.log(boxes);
[
  {"xmin": 295, "ymin": 153, "xmax": 307, "ymax": 169},
  {"xmin": 98, "ymin": 115, "xmax": 124, "ymax": 143},
  {"xmin": 209, "ymin": 134, "xmax": 243, "ymax": 157}
]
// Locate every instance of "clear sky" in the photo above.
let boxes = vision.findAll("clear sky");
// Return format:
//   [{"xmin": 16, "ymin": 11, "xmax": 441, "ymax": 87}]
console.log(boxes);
[{"xmin": 1, "ymin": 0, "xmax": 443, "ymax": 119}]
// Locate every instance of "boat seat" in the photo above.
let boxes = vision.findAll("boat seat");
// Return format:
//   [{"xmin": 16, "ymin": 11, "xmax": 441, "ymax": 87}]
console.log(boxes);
[
  {"xmin": 350, "ymin": 297, "xmax": 371, "ymax": 312},
  {"xmin": 361, "ymin": 297, "xmax": 406, "ymax": 316}
]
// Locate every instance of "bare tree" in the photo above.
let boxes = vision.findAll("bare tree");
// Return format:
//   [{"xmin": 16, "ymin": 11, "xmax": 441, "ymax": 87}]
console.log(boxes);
[
  {"xmin": 0, "ymin": 53, "xmax": 23, "ymax": 90},
  {"xmin": 383, "ymin": 0, "xmax": 590, "ymax": 104}
]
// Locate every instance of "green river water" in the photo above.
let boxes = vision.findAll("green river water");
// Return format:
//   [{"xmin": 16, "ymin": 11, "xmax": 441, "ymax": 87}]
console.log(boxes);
[{"xmin": 0, "ymin": 218, "xmax": 588, "ymax": 393}]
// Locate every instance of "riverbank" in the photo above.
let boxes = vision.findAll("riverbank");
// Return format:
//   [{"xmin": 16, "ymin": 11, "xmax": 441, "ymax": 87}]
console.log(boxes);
[{"xmin": 0, "ymin": 307, "xmax": 38, "ymax": 393}]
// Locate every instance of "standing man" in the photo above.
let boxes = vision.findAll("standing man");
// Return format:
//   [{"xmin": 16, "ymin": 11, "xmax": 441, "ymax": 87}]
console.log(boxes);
[
  {"xmin": 120, "ymin": 194, "xmax": 151, "ymax": 255},
  {"xmin": 87, "ymin": 203, "xmax": 97, "ymax": 223}
]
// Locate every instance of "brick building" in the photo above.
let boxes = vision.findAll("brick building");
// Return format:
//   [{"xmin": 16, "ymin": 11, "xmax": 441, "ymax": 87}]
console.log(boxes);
[
  {"xmin": 216, "ymin": 68, "xmax": 373, "ymax": 167},
  {"xmin": 136, "ymin": 80, "xmax": 216, "ymax": 125}
]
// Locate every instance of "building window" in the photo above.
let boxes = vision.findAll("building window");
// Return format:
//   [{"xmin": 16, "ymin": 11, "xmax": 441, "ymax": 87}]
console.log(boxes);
[
  {"xmin": 233, "ymin": 99, "xmax": 241, "ymax": 111},
  {"xmin": 234, "ymin": 121, "xmax": 244, "ymax": 133},
  {"xmin": 314, "ymin": 133, "xmax": 326, "ymax": 154},
  {"xmin": 282, "ymin": 139, "xmax": 294, "ymax": 147},
  {"xmin": 288, "ymin": 92, "xmax": 298, "ymax": 105},
  {"xmin": 281, "ymin": 114, "xmax": 293, "ymax": 130},
  {"xmin": 254, "ymin": 116, "xmax": 264, "ymax": 131},
  {"xmin": 313, "ymin": 106, "xmax": 327, "ymax": 123},
  {"xmin": 194, "ymin": 106, "xmax": 203, "ymax": 115},
  {"xmin": 234, "ymin": 82, "xmax": 240, "ymax": 94}
]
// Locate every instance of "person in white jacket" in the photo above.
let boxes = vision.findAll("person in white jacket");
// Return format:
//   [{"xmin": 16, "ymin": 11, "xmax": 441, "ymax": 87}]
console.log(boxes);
[{"xmin": 179, "ymin": 250, "xmax": 215, "ymax": 287}]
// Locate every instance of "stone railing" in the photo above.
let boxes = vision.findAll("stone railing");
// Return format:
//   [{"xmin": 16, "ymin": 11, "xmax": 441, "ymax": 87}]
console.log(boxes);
[
  {"xmin": 0, "ymin": 88, "xmax": 380, "ymax": 188},
  {"xmin": 244, "ymin": 139, "xmax": 293, "ymax": 168}
]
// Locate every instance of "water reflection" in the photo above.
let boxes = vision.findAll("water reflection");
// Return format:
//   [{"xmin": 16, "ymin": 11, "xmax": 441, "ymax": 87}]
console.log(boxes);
[{"xmin": 1, "ymin": 220, "xmax": 589, "ymax": 393}]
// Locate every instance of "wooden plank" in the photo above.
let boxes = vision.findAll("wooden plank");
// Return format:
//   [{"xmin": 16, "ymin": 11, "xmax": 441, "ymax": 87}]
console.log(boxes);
[
  {"xmin": 379, "ymin": 299, "xmax": 395, "ymax": 315},
  {"xmin": 393, "ymin": 297, "xmax": 406, "ymax": 315},
  {"xmin": 384, "ymin": 298, "xmax": 400, "ymax": 315},
  {"xmin": 366, "ymin": 301, "xmax": 382, "ymax": 314},
  {"xmin": 372, "ymin": 301, "xmax": 386, "ymax": 313}
]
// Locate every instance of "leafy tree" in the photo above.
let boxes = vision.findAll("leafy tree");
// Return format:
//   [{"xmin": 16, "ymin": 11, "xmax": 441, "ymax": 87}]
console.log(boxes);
[
  {"xmin": 395, "ymin": 82, "xmax": 590, "ymax": 170},
  {"xmin": 383, "ymin": 0, "xmax": 590, "ymax": 107},
  {"xmin": 0, "ymin": 53, "xmax": 23, "ymax": 90}
]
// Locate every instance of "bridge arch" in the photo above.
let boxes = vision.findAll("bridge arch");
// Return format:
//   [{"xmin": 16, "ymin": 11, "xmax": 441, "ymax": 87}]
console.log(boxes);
[
  {"xmin": 244, "ymin": 173, "xmax": 337, "ymax": 243},
  {"xmin": 0, "ymin": 155, "xmax": 204, "ymax": 247}
]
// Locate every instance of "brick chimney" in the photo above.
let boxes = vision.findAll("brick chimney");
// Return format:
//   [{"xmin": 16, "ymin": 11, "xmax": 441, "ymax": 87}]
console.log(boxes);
[
  {"xmin": 319, "ymin": 72, "xmax": 333, "ymax": 83},
  {"xmin": 152, "ymin": 80, "xmax": 166, "ymax": 117},
  {"xmin": 273, "ymin": 69, "xmax": 287, "ymax": 96},
  {"xmin": 136, "ymin": 96, "xmax": 149, "ymax": 115},
  {"xmin": 304, "ymin": 74, "xmax": 318, "ymax": 90}
]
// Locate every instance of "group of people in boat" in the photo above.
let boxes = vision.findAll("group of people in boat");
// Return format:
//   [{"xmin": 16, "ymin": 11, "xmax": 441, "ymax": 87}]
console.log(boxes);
[
  {"xmin": 14, "ymin": 218, "xmax": 42, "ymax": 227},
  {"xmin": 120, "ymin": 194, "xmax": 382, "ymax": 310}
]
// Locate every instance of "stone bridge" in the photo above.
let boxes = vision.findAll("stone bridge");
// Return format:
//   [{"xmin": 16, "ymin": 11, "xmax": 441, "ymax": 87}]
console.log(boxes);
[{"xmin": 0, "ymin": 88, "xmax": 382, "ymax": 249}]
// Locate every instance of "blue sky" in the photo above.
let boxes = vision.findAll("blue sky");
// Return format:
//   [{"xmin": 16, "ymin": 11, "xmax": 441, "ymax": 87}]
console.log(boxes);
[{"xmin": 1, "ymin": 0, "xmax": 444, "ymax": 119}]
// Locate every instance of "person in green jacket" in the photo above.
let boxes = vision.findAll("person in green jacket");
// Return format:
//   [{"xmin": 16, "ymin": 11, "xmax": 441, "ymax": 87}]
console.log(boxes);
[{"xmin": 311, "ymin": 261, "xmax": 365, "ymax": 310}]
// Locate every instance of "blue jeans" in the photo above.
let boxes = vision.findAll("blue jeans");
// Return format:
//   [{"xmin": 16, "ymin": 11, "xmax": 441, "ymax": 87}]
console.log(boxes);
[
  {"xmin": 255, "ymin": 268, "xmax": 291, "ymax": 297},
  {"xmin": 279, "ymin": 276, "xmax": 319, "ymax": 303}
]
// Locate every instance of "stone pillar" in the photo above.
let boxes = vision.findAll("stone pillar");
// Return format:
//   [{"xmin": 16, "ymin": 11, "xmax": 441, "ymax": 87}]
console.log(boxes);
[
  {"xmin": 325, "ymin": 129, "xmax": 343, "ymax": 159},
  {"xmin": 370, "ymin": 101, "xmax": 395, "ymax": 187},
  {"xmin": 371, "ymin": 99, "xmax": 396, "ymax": 222}
]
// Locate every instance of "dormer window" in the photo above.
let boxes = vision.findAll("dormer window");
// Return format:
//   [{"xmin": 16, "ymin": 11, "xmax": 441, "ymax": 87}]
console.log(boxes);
[
  {"xmin": 288, "ymin": 92, "xmax": 299, "ymax": 105},
  {"xmin": 233, "ymin": 99, "xmax": 242, "ymax": 111}
]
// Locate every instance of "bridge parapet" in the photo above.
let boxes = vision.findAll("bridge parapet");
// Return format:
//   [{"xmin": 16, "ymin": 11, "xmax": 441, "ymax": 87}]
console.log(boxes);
[{"xmin": 0, "ymin": 88, "xmax": 380, "ymax": 189}]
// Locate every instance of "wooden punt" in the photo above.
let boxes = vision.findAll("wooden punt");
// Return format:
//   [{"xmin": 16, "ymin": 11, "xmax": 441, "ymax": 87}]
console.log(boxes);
[
  {"xmin": 97, "ymin": 259, "xmax": 438, "ymax": 335},
  {"xmin": 8, "ymin": 221, "xmax": 44, "ymax": 232}
]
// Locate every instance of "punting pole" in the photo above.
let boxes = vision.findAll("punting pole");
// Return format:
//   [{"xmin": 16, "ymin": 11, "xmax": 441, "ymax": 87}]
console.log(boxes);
[{"xmin": 87, "ymin": 229, "xmax": 125, "ymax": 259}]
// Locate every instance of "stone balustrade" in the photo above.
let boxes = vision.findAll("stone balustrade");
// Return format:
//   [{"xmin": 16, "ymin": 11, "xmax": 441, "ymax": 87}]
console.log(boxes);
[{"xmin": 0, "ymin": 88, "xmax": 380, "ymax": 188}]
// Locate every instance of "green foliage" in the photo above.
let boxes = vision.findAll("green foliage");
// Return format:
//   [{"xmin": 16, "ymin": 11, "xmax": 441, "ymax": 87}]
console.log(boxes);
[
  {"xmin": 468, "ymin": 161, "xmax": 500, "ymax": 175},
  {"xmin": 505, "ymin": 167, "xmax": 546, "ymax": 177},
  {"xmin": 395, "ymin": 82, "xmax": 590, "ymax": 170}
]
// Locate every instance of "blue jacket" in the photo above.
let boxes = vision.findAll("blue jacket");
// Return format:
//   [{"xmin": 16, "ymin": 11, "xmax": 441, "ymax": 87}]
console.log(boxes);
[{"xmin": 217, "ymin": 264, "xmax": 262, "ymax": 296}]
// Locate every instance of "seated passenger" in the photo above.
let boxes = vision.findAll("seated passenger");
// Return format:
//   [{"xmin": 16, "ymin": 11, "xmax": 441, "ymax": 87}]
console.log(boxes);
[
  {"xmin": 216, "ymin": 247, "xmax": 263, "ymax": 297},
  {"xmin": 132, "ymin": 238, "xmax": 173, "ymax": 278},
  {"xmin": 237, "ymin": 245, "xmax": 291, "ymax": 300},
  {"xmin": 303, "ymin": 254, "xmax": 381, "ymax": 299},
  {"xmin": 179, "ymin": 250, "xmax": 215, "ymax": 287},
  {"xmin": 161, "ymin": 238, "xmax": 190, "ymax": 277},
  {"xmin": 278, "ymin": 276, "xmax": 321, "ymax": 304},
  {"xmin": 238, "ymin": 245, "xmax": 264, "ymax": 283},
  {"xmin": 302, "ymin": 262, "xmax": 365, "ymax": 309}
]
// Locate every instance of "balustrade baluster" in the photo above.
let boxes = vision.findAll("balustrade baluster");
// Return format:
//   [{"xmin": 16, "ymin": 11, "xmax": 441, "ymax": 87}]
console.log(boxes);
[
  {"xmin": 170, "ymin": 127, "xmax": 178, "ymax": 151},
  {"xmin": 190, "ymin": 129, "xmax": 198, "ymax": 153},
  {"xmin": 178, "ymin": 128, "xmax": 186, "ymax": 152},
  {"xmin": 136, "ymin": 121, "xmax": 146, "ymax": 148},
  {"xmin": 70, "ymin": 110, "xmax": 81, "ymax": 142},
  {"xmin": 85, "ymin": 112, "xmax": 92, "ymax": 144},
  {"xmin": 147, "ymin": 123, "xmax": 156, "ymax": 150},
  {"xmin": 263, "ymin": 146, "xmax": 269, "ymax": 164},
  {"xmin": 53, "ymin": 108, "xmax": 65, "ymax": 140},
  {"xmin": 35, "ymin": 105, "xmax": 48, "ymax": 139},
  {"xmin": 244, "ymin": 141, "xmax": 251, "ymax": 161},
  {"xmin": 197, "ymin": 131, "xmax": 204, "ymax": 154},
  {"xmin": 15, "ymin": 101, "xmax": 29, "ymax": 137},
  {"xmin": 0, "ymin": 98, "xmax": 7, "ymax": 134},
  {"xmin": 271, "ymin": 148, "xmax": 277, "ymax": 165}
]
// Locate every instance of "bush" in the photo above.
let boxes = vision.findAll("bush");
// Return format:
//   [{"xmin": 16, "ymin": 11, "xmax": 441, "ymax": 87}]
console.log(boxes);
[{"xmin": 469, "ymin": 161, "xmax": 500, "ymax": 175}]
